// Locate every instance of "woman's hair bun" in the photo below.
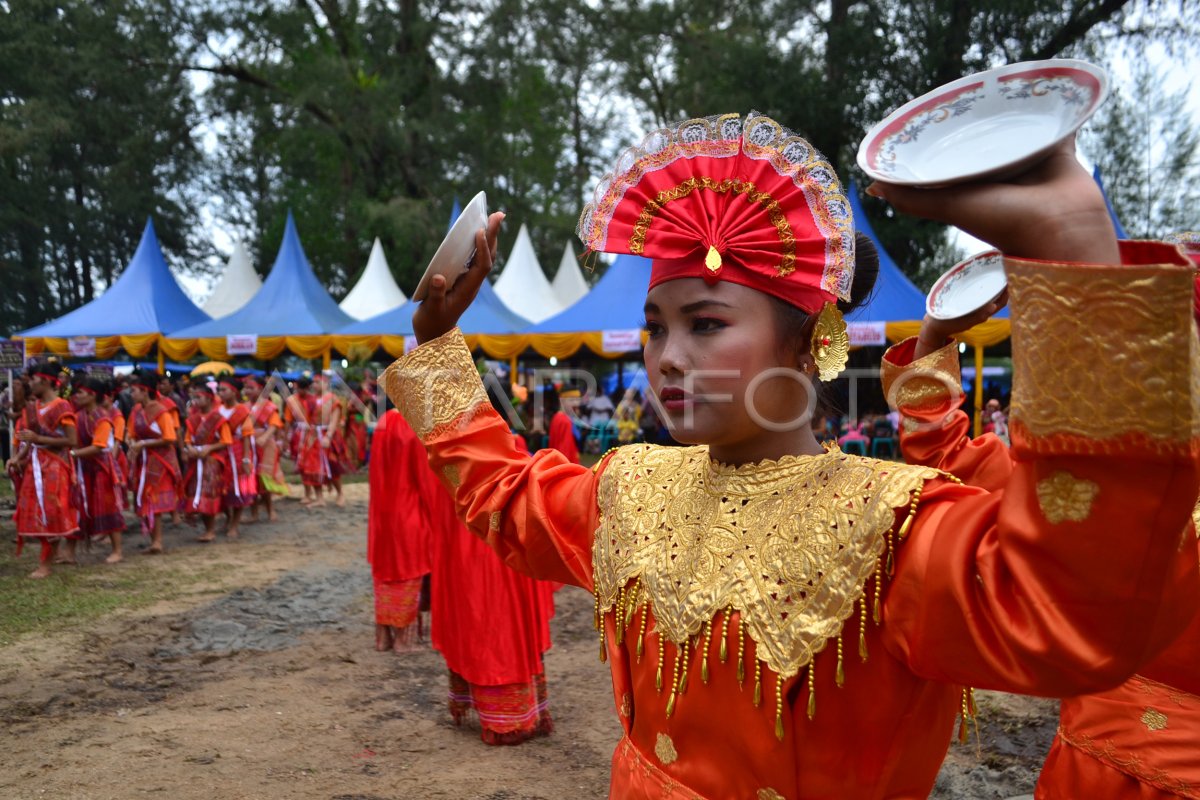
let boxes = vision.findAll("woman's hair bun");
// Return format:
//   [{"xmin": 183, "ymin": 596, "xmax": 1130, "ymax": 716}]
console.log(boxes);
[{"xmin": 837, "ymin": 232, "xmax": 879, "ymax": 315}]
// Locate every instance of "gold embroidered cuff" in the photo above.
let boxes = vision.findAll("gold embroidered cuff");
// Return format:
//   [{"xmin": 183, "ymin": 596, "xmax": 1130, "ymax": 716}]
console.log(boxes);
[
  {"xmin": 381, "ymin": 328, "xmax": 487, "ymax": 441},
  {"xmin": 880, "ymin": 339, "xmax": 963, "ymax": 422},
  {"xmin": 1006, "ymin": 254, "xmax": 1200, "ymax": 455}
]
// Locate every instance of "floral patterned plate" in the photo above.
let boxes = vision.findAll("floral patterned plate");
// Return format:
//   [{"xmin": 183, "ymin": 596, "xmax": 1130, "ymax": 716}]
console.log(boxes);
[
  {"xmin": 413, "ymin": 191, "xmax": 488, "ymax": 302},
  {"xmin": 926, "ymin": 250, "xmax": 1006, "ymax": 321},
  {"xmin": 858, "ymin": 59, "xmax": 1108, "ymax": 187}
]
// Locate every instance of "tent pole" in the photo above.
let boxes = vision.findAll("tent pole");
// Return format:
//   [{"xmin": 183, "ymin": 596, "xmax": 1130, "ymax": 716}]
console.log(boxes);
[
  {"xmin": 157, "ymin": 338, "xmax": 165, "ymax": 373},
  {"xmin": 973, "ymin": 344, "xmax": 984, "ymax": 438},
  {"xmin": 322, "ymin": 346, "xmax": 331, "ymax": 372},
  {"xmin": 509, "ymin": 355, "xmax": 518, "ymax": 387}
]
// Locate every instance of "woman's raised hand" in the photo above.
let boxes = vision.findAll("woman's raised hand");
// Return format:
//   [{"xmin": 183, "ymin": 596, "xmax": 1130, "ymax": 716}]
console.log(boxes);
[
  {"xmin": 867, "ymin": 136, "xmax": 1119, "ymax": 266},
  {"xmin": 413, "ymin": 212, "xmax": 505, "ymax": 344}
]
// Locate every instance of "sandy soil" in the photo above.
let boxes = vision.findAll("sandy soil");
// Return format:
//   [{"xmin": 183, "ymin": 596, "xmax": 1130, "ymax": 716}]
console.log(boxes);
[{"xmin": 0, "ymin": 482, "xmax": 1056, "ymax": 799}]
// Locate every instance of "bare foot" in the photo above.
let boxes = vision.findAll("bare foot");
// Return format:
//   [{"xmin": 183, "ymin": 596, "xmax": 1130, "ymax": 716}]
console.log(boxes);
[
  {"xmin": 196, "ymin": 533, "xmax": 216, "ymax": 543},
  {"xmin": 30, "ymin": 565, "xmax": 52, "ymax": 579},
  {"xmin": 375, "ymin": 624, "xmax": 395, "ymax": 652},
  {"xmin": 267, "ymin": 511, "xmax": 279, "ymax": 522},
  {"xmin": 105, "ymin": 552, "xmax": 124, "ymax": 564},
  {"xmin": 225, "ymin": 529, "xmax": 239, "ymax": 540},
  {"xmin": 307, "ymin": 499, "xmax": 326, "ymax": 509},
  {"xmin": 335, "ymin": 494, "xmax": 346, "ymax": 508},
  {"xmin": 53, "ymin": 556, "xmax": 77, "ymax": 565},
  {"xmin": 141, "ymin": 545, "xmax": 165, "ymax": 555}
]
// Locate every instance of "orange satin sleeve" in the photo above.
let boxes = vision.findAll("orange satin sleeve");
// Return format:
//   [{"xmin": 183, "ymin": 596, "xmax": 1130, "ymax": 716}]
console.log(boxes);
[
  {"xmin": 268, "ymin": 411, "xmax": 282, "ymax": 429},
  {"xmin": 157, "ymin": 413, "xmax": 177, "ymax": 442},
  {"xmin": 881, "ymin": 337, "xmax": 1013, "ymax": 492},
  {"xmin": 240, "ymin": 417, "xmax": 254, "ymax": 437},
  {"xmin": 418, "ymin": 405, "xmax": 600, "ymax": 589},
  {"xmin": 91, "ymin": 418, "xmax": 113, "ymax": 449},
  {"xmin": 218, "ymin": 422, "xmax": 232, "ymax": 445},
  {"xmin": 112, "ymin": 413, "xmax": 126, "ymax": 442}
]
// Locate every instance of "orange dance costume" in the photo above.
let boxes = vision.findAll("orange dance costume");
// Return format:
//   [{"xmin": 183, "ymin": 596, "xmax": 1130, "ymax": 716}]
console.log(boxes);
[
  {"xmin": 127, "ymin": 401, "xmax": 181, "ymax": 526},
  {"xmin": 382, "ymin": 114, "xmax": 1200, "ymax": 798},
  {"xmin": 73, "ymin": 406, "xmax": 126, "ymax": 539},
  {"xmin": 883, "ymin": 274, "xmax": 1200, "ymax": 800},
  {"xmin": 217, "ymin": 399, "xmax": 257, "ymax": 509},
  {"xmin": 14, "ymin": 397, "xmax": 80, "ymax": 542},
  {"xmin": 250, "ymin": 399, "xmax": 288, "ymax": 496},
  {"xmin": 367, "ymin": 410, "xmax": 433, "ymax": 635},
  {"xmin": 182, "ymin": 409, "xmax": 231, "ymax": 516}
]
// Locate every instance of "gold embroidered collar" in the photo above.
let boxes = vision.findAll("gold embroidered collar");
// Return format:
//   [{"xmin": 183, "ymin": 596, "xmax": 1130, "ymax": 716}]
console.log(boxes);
[{"xmin": 594, "ymin": 444, "xmax": 937, "ymax": 680}]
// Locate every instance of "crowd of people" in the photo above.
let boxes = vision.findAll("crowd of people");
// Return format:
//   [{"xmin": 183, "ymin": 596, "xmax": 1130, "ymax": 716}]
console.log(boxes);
[{"xmin": 5, "ymin": 364, "xmax": 375, "ymax": 578}]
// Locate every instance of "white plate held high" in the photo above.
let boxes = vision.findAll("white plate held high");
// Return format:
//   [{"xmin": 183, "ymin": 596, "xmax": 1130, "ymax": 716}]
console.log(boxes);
[
  {"xmin": 858, "ymin": 59, "xmax": 1108, "ymax": 187},
  {"xmin": 927, "ymin": 250, "xmax": 1007, "ymax": 321},
  {"xmin": 413, "ymin": 191, "xmax": 488, "ymax": 302}
]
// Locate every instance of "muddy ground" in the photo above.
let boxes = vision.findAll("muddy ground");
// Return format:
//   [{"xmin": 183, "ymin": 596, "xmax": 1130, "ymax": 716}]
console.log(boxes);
[{"xmin": 0, "ymin": 483, "xmax": 1056, "ymax": 799}]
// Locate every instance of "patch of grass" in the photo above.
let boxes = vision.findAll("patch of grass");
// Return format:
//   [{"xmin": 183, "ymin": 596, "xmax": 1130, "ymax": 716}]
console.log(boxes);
[{"xmin": 0, "ymin": 547, "xmax": 223, "ymax": 647}]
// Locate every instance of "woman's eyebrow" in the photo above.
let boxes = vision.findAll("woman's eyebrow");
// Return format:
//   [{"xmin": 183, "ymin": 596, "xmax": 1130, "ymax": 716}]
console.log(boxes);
[{"xmin": 680, "ymin": 300, "xmax": 735, "ymax": 314}]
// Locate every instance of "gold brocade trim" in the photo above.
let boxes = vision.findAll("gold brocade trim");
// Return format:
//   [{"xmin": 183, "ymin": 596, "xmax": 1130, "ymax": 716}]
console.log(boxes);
[
  {"xmin": 758, "ymin": 790, "xmax": 786, "ymax": 800},
  {"xmin": 1035, "ymin": 471, "xmax": 1100, "ymax": 524},
  {"xmin": 593, "ymin": 444, "xmax": 938, "ymax": 681},
  {"xmin": 1005, "ymin": 257, "xmax": 1200, "ymax": 449},
  {"xmin": 628, "ymin": 176, "xmax": 797, "ymax": 277},
  {"xmin": 382, "ymin": 328, "xmax": 487, "ymax": 441},
  {"xmin": 881, "ymin": 340, "xmax": 963, "ymax": 420},
  {"xmin": 1057, "ymin": 726, "xmax": 1197, "ymax": 798},
  {"xmin": 443, "ymin": 464, "xmax": 461, "ymax": 487},
  {"xmin": 654, "ymin": 733, "xmax": 678, "ymax": 765}
]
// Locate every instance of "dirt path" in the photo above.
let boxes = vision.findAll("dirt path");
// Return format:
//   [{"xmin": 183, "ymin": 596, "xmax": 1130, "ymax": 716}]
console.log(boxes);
[{"xmin": 0, "ymin": 483, "xmax": 1056, "ymax": 799}]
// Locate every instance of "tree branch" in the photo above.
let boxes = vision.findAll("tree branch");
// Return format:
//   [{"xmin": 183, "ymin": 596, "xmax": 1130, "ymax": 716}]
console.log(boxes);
[{"xmin": 1025, "ymin": 0, "xmax": 1132, "ymax": 59}]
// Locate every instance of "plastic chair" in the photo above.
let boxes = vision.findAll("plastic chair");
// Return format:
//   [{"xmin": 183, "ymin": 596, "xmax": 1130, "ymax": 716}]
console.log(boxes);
[
  {"xmin": 870, "ymin": 419, "xmax": 897, "ymax": 458},
  {"xmin": 841, "ymin": 438, "xmax": 867, "ymax": 456}
]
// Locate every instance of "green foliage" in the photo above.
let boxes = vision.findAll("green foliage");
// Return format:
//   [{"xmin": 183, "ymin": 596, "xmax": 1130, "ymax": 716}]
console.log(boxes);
[
  {"xmin": 1079, "ymin": 50, "xmax": 1200, "ymax": 238},
  {"xmin": 0, "ymin": 0, "xmax": 204, "ymax": 333}
]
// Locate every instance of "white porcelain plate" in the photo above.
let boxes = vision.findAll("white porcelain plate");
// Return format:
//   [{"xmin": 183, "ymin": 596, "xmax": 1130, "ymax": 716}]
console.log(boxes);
[
  {"xmin": 858, "ymin": 59, "xmax": 1109, "ymax": 187},
  {"xmin": 927, "ymin": 250, "xmax": 1007, "ymax": 321},
  {"xmin": 412, "ymin": 191, "xmax": 488, "ymax": 302}
]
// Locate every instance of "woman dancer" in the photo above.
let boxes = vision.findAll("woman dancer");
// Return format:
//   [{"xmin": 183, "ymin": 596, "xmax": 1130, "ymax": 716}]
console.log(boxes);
[{"xmin": 383, "ymin": 113, "xmax": 1200, "ymax": 798}]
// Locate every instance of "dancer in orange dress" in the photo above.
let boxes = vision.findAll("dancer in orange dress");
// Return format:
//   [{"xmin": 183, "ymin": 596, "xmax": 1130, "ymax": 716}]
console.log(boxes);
[
  {"xmin": 216, "ymin": 377, "xmax": 256, "ymax": 538},
  {"xmin": 67, "ymin": 377, "xmax": 127, "ymax": 564},
  {"xmin": 243, "ymin": 376, "xmax": 287, "ymax": 522},
  {"xmin": 11, "ymin": 364, "xmax": 79, "ymax": 578},
  {"xmin": 126, "ymin": 370, "xmax": 180, "ymax": 554},
  {"xmin": 287, "ymin": 375, "xmax": 322, "ymax": 505},
  {"xmin": 311, "ymin": 372, "xmax": 350, "ymax": 506},
  {"xmin": 181, "ymin": 378, "xmax": 232, "ymax": 542},
  {"xmin": 382, "ymin": 114, "xmax": 1200, "ymax": 798},
  {"xmin": 367, "ymin": 408, "xmax": 432, "ymax": 651},
  {"xmin": 882, "ymin": 239, "xmax": 1200, "ymax": 800}
]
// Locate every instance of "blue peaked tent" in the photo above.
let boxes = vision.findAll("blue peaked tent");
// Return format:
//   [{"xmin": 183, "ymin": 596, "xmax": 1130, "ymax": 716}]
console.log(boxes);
[
  {"xmin": 526, "ymin": 254, "xmax": 652, "ymax": 334},
  {"xmin": 844, "ymin": 182, "xmax": 929, "ymax": 326},
  {"xmin": 170, "ymin": 212, "xmax": 352, "ymax": 339},
  {"xmin": 1093, "ymin": 167, "xmax": 1129, "ymax": 239},
  {"xmin": 18, "ymin": 218, "xmax": 210, "ymax": 343}
]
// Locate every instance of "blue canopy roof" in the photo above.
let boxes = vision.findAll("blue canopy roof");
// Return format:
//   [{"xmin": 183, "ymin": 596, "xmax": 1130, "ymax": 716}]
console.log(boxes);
[
  {"xmin": 1093, "ymin": 167, "xmax": 1129, "ymax": 239},
  {"xmin": 844, "ymin": 183, "xmax": 929, "ymax": 324},
  {"xmin": 18, "ymin": 218, "xmax": 210, "ymax": 337},
  {"xmin": 526, "ymin": 254, "xmax": 652, "ymax": 333},
  {"xmin": 338, "ymin": 278, "xmax": 530, "ymax": 336},
  {"xmin": 171, "ymin": 212, "xmax": 352, "ymax": 337}
]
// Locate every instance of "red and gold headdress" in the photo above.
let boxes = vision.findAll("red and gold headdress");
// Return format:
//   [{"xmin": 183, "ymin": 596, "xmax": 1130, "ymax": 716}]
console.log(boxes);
[
  {"xmin": 577, "ymin": 112, "xmax": 854, "ymax": 377},
  {"xmin": 578, "ymin": 112, "xmax": 854, "ymax": 308}
]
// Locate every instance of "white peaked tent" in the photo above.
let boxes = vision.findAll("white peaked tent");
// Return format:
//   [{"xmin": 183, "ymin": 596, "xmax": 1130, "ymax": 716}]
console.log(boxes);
[
  {"xmin": 340, "ymin": 237, "xmax": 407, "ymax": 320},
  {"xmin": 550, "ymin": 241, "xmax": 589, "ymax": 308},
  {"xmin": 493, "ymin": 224, "xmax": 565, "ymax": 324},
  {"xmin": 203, "ymin": 241, "xmax": 262, "ymax": 318}
]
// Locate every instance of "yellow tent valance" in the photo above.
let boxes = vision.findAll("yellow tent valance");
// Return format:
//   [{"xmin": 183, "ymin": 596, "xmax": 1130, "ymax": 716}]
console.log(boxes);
[
  {"xmin": 19, "ymin": 334, "xmax": 160, "ymax": 359},
  {"xmin": 884, "ymin": 318, "xmax": 1011, "ymax": 349}
]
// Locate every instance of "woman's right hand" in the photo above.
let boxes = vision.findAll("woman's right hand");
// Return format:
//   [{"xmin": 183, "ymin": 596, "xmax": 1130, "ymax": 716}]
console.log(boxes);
[{"xmin": 412, "ymin": 212, "xmax": 505, "ymax": 344}]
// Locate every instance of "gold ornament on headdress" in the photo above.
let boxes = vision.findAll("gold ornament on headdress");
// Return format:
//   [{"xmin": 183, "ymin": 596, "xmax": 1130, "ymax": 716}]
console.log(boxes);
[{"xmin": 810, "ymin": 303, "xmax": 849, "ymax": 381}]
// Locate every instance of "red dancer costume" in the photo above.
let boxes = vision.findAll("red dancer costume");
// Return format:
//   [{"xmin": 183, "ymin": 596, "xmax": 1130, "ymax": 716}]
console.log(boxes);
[
  {"xmin": 127, "ymin": 396, "xmax": 181, "ymax": 528},
  {"xmin": 14, "ymin": 380, "xmax": 80, "ymax": 568},
  {"xmin": 216, "ymin": 385, "xmax": 257, "ymax": 511},
  {"xmin": 248, "ymin": 386, "xmax": 287, "ymax": 496},
  {"xmin": 547, "ymin": 403, "xmax": 580, "ymax": 464},
  {"xmin": 367, "ymin": 410, "xmax": 433, "ymax": 647},
  {"xmin": 884, "ymin": 238, "xmax": 1200, "ymax": 800},
  {"xmin": 312, "ymin": 384, "xmax": 351, "ymax": 480},
  {"xmin": 182, "ymin": 405, "xmax": 231, "ymax": 517},
  {"xmin": 382, "ymin": 113, "xmax": 1200, "ymax": 797},
  {"xmin": 72, "ymin": 402, "xmax": 126, "ymax": 539}
]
